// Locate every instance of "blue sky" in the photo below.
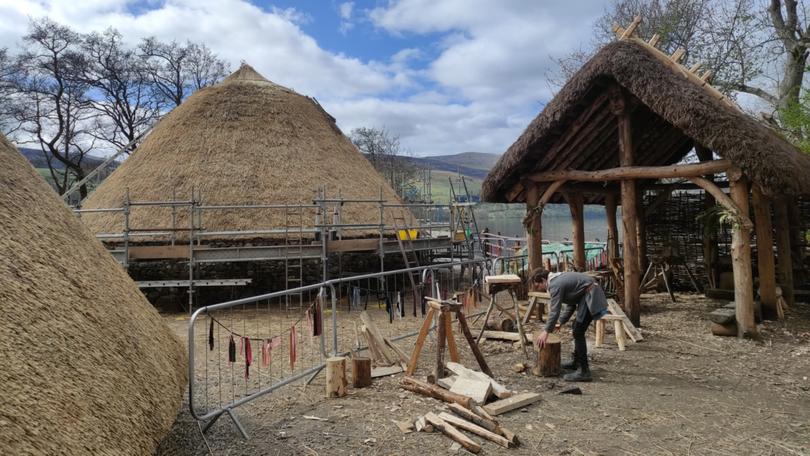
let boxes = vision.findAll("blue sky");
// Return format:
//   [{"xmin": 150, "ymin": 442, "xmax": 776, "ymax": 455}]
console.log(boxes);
[{"xmin": 0, "ymin": 0, "xmax": 608, "ymax": 156}]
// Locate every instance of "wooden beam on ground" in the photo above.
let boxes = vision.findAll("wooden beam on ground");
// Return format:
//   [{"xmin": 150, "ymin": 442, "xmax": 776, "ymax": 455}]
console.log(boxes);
[
  {"xmin": 437, "ymin": 412, "xmax": 513, "ymax": 448},
  {"xmin": 774, "ymin": 197, "xmax": 795, "ymax": 307},
  {"xmin": 449, "ymin": 376, "xmax": 491, "ymax": 405},
  {"xmin": 482, "ymin": 392, "xmax": 542, "ymax": 416},
  {"xmin": 728, "ymin": 172, "xmax": 757, "ymax": 338},
  {"xmin": 424, "ymin": 412, "xmax": 481, "ymax": 454},
  {"xmin": 401, "ymin": 377, "xmax": 473, "ymax": 409},
  {"xmin": 481, "ymin": 330, "xmax": 532, "ymax": 343},
  {"xmin": 752, "ymin": 185, "xmax": 778, "ymax": 319},
  {"xmin": 610, "ymin": 84, "xmax": 641, "ymax": 327},
  {"xmin": 446, "ymin": 361, "xmax": 512, "ymax": 399},
  {"xmin": 527, "ymin": 160, "xmax": 732, "ymax": 183},
  {"xmin": 447, "ymin": 403, "xmax": 499, "ymax": 433},
  {"xmin": 566, "ymin": 193, "xmax": 586, "ymax": 271}
]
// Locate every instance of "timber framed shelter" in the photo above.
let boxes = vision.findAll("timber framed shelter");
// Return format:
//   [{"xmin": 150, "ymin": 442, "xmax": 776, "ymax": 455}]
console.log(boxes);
[{"xmin": 481, "ymin": 19, "xmax": 810, "ymax": 337}]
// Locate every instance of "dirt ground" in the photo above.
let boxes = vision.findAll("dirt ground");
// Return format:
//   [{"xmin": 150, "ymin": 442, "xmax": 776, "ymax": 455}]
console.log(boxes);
[{"xmin": 157, "ymin": 293, "xmax": 810, "ymax": 456}]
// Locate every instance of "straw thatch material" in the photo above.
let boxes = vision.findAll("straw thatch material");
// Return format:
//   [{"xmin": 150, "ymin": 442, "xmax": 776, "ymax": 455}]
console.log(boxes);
[
  {"xmin": 482, "ymin": 40, "xmax": 810, "ymax": 203},
  {"xmin": 81, "ymin": 64, "xmax": 411, "ymax": 240},
  {"xmin": 0, "ymin": 135, "xmax": 186, "ymax": 454}
]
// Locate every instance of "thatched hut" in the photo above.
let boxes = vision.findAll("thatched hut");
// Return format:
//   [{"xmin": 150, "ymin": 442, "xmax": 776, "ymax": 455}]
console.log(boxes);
[
  {"xmin": 0, "ymin": 134, "xmax": 186, "ymax": 454},
  {"xmin": 80, "ymin": 64, "xmax": 412, "ymax": 241},
  {"xmin": 481, "ymin": 29, "xmax": 810, "ymax": 337}
]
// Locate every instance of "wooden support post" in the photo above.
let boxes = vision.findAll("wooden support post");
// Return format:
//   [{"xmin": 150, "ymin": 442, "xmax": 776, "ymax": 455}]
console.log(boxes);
[
  {"xmin": 526, "ymin": 182, "xmax": 543, "ymax": 271},
  {"xmin": 610, "ymin": 84, "xmax": 641, "ymax": 327},
  {"xmin": 613, "ymin": 320, "xmax": 627, "ymax": 351},
  {"xmin": 566, "ymin": 193, "xmax": 586, "ymax": 271},
  {"xmin": 696, "ymin": 146, "xmax": 718, "ymax": 288},
  {"xmin": 774, "ymin": 197, "xmax": 795, "ymax": 307},
  {"xmin": 728, "ymin": 172, "xmax": 757, "ymax": 338},
  {"xmin": 637, "ymin": 191, "xmax": 647, "ymax": 275},
  {"xmin": 605, "ymin": 193, "xmax": 619, "ymax": 261},
  {"xmin": 352, "ymin": 357, "xmax": 372, "ymax": 388},
  {"xmin": 435, "ymin": 309, "xmax": 447, "ymax": 381},
  {"xmin": 444, "ymin": 311, "xmax": 459, "ymax": 363},
  {"xmin": 595, "ymin": 319, "xmax": 605, "ymax": 347},
  {"xmin": 752, "ymin": 186, "xmax": 778, "ymax": 320},
  {"xmin": 406, "ymin": 307, "xmax": 435, "ymax": 376},
  {"xmin": 326, "ymin": 357, "xmax": 348, "ymax": 398},
  {"xmin": 787, "ymin": 197, "xmax": 806, "ymax": 284}
]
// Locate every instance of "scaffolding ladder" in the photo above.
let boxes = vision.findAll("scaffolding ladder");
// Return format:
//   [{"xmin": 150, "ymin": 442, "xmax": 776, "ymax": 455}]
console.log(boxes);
[
  {"xmin": 448, "ymin": 175, "xmax": 480, "ymax": 258},
  {"xmin": 392, "ymin": 215, "xmax": 421, "ymax": 316},
  {"xmin": 284, "ymin": 204, "xmax": 305, "ymax": 311}
]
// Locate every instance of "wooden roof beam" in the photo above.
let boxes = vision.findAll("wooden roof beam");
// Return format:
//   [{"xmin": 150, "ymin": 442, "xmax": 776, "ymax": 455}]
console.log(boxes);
[{"xmin": 527, "ymin": 159, "xmax": 731, "ymax": 183}]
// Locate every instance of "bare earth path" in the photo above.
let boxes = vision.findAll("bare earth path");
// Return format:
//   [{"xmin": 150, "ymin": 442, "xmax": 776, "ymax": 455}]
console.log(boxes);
[{"xmin": 157, "ymin": 294, "xmax": 810, "ymax": 456}]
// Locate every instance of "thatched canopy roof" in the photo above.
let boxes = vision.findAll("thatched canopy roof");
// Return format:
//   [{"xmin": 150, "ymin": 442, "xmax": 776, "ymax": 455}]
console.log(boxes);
[
  {"xmin": 81, "ymin": 64, "xmax": 411, "ymax": 241},
  {"xmin": 482, "ymin": 40, "xmax": 810, "ymax": 204},
  {"xmin": 0, "ymin": 135, "xmax": 186, "ymax": 453}
]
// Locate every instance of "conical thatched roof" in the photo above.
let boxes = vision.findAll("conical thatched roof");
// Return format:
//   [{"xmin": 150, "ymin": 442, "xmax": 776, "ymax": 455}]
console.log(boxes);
[
  {"xmin": 482, "ymin": 40, "xmax": 810, "ymax": 203},
  {"xmin": 81, "ymin": 64, "xmax": 412, "ymax": 241},
  {"xmin": 0, "ymin": 135, "xmax": 186, "ymax": 453}
]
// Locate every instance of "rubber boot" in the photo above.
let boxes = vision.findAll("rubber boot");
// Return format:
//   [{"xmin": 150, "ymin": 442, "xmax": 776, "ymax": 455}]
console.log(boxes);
[
  {"xmin": 564, "ymin": 354, "xmax": 592, "ymax": 382},
  {"xmin": 561, "ymin": 352, "xmax": 578, "ymax": 370}
]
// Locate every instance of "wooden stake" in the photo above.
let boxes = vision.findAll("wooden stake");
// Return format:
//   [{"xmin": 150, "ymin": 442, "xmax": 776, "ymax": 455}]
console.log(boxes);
[
  {"xmin": 325, "ymin": 357, "xmax": 348, "ymax": 398},
  {"xmin": 424, "ymin": 412, "xmax": 481, "ymax": 454},
  {"xmin": 752, "ymin": 186, "xmax": 778, "ymax": 319},
  {"xmin": 729, "ymin": 172, "xmax": 757, "ymax": 338}
]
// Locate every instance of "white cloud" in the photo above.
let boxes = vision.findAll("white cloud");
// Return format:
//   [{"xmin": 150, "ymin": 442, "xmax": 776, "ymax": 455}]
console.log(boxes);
[{"xmin": 338, "ymin": 2, "xmax": 355, "ymax": 34}]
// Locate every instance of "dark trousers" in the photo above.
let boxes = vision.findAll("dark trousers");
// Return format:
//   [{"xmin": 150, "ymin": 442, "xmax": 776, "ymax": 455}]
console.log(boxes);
[{"xmin": 572, "ymin": 306, "xmax": 594, "ymax": 368}]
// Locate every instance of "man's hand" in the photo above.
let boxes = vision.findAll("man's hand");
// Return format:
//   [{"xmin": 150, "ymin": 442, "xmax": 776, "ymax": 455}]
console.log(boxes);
[{"xmin": 535, "ymin": 330, "xmax": 549, "ymax": 349}]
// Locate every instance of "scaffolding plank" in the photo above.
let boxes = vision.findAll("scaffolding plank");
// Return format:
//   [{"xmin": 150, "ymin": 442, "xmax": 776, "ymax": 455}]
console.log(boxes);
[{"xmin": 137, "ymin": 279, "xmax": 252, "ymax": 288}]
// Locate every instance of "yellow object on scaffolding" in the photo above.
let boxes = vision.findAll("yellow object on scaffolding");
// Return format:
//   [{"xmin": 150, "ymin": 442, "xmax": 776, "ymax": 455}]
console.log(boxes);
[{"xmin": 398, "ymin": 229, "xmax": 418, "ymax": 240}]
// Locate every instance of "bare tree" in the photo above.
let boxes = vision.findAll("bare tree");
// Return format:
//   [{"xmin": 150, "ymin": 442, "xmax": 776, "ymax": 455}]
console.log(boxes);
[
  {"xmin": 139, "ymin": 38, "xmax": 229, "ymax": 107},
  {"xmin": 350, "ymin": 127, "xmax": 418, "ymax": 200},
  {"xmin": 0, "ymin": 48, "xmax": 24, "ymax": 135},
  {"xmin": 81, "ymin": 28, "xmax": 160, "ymax": 154},
  {"xmin": 13, "ymin": 18, "xmax": 96, "ymax": 197}
]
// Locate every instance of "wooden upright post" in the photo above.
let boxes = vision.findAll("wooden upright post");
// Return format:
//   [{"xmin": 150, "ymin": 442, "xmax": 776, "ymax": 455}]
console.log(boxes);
[
  {"xmin": 752, "ymin": 186, "xmax": 777, "ymax": 319},
  {"xmin": 696, "ymin": 146, "xmax": 718, "ymax": 288},
  {"xmin": 774, "ymin": 197, "xmax": 795, "ymax": 307},
  {"xmin": 525, "ymin": 183, "xmax": 543, "ymax": 271},
  {"xmin": 728, "ymin": 171, "xmax": 757, "ymax": 338},
  {"xmin": 610, "ymin": 85, "xmax": 641, "ymax": 327},
  {"xmin": 605, "ymin": 193, "xmax": 619, "ymax": 261},
  {"xmin": 567, "ymin": 193, "xmax": 586, "ymax": 271},
  {"xmin": 637, "ymin": 191, "xmax": 647, "ymax": 275},
  {"xmin": 787, "ymin": 198, "xmax": 806, "ymax": 284}
]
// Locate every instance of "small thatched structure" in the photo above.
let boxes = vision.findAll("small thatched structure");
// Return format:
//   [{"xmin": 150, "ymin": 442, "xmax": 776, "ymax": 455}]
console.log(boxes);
[
  {"xmin": 481, "ymin": 32, "xmax": 810, "ymax": 336},
  {"xmin": 0, "ymin": 134, "xmax": 186, "ymax": 454},
  {"xmin": 81, "ymin": 64, "xmax": 411, "ymax": 241}
]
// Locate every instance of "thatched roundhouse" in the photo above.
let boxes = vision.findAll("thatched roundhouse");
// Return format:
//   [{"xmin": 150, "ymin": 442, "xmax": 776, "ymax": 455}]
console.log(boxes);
[
  {"xmin": 0, "ymin": 135, "xmax": 186, "ymax": 454},
  {"xmin": 81, "ymin": 64, "xmax": 412, "ymax": 241}
]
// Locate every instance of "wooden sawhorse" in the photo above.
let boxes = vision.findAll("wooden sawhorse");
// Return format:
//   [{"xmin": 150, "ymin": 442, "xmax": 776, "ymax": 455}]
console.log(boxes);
[{"xmin": 476, "ymin": 274, "xmax": 531, "ymax": 362}]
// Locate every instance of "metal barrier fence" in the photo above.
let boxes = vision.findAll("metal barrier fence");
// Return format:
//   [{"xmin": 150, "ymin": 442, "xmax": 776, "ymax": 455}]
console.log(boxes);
[{"xmin": 187, "ymin": 258, "xmax": 489, "ymax": 438}]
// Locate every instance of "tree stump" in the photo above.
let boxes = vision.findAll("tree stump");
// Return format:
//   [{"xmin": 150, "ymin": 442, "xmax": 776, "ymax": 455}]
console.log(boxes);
[
  {"xmin": 326, "ymin": 357, "xmax": 348, "ymax": 398},
  {"xmin": 352, "ymin": 357, "xmax": 371, "ymax": 388},
  {"xmin": 532, "ymin": 333, "xmax": 561, "ymax": 377},
  {"xmin": 484, "ymin": 318, "xmax": 515, "ymax": 332}
]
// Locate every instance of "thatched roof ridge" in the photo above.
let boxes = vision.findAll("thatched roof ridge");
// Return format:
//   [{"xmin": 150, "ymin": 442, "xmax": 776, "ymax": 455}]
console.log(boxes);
[
  {"xmin": 482, "ymin": 40, "xmax": 810, "ymax": 203},
  {"xmin": 0, "ymin": 134, "xmax": 186, "ymax": 454},
  {"xmin": 81, "ymin": 64, "xmax": 411, "ymax": 240}
]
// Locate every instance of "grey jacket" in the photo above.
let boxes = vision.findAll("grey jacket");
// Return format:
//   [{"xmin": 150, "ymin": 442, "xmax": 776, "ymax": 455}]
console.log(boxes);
[{"xmin": 544, "ymin": 272, "xmax": 608, "ymax": 332}]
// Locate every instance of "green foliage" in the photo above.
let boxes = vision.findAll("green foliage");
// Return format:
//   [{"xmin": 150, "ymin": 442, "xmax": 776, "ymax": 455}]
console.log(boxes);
[
  {"xmin": 779, "ymin": 94, "xmax": 810, "ymax": 154},
  {"xmin": 696, "ymin": 204, "xmax": 741, "ymax": 232}
]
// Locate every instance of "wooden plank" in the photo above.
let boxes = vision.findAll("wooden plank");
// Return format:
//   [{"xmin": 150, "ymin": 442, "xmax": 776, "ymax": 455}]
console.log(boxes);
[
  {"xmin": 437, "ymin": 375, "xmax": 457, "ymax": 390},
  {"xmin": 449, "ymin": 376, "xmax": 492, "ymax": 405},
  {"xmin": 483, "ymin": 392, "xmax": 542, "ymax": 416},
  {"xmin": 481, "ymin": 330, "xmax": 532, "ymax": 343},
  {"xmin": 438, "ymin": 412, "xmax": 513, "ymax": 448},
  {"xmin": 446, "ymin": 362, "xmax": 511, "ymax": 400},
  {"xmin": 371, "ymin": 365, "xmax": 403, "ymax": 378},
  {"xmin": 484, "ymin": 274, "xmax": 522, "ymax": 284},
  {"xmin": 127, "ymin": 245, "xmax": 191, "ymax": 260},
  {"xmin": 424, "ymin": 412, "xmax": 481, "ymax": 454},
  {"xmin": 383, "ymin": 337, "xmax": 410, "ymax": 366},
  {"xmin": 360, "ymin": 311, "xmax": 396, "ymax": 363},
  {"xmin": 361, "ymin": 326, "xmax": 391, "ymax": 366},
  {"xmin": 606, "ymin": 299, "xmax": 643, "ymax": 342}
]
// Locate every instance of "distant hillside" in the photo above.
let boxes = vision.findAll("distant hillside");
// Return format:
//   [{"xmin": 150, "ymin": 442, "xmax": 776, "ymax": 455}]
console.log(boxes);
[
  {"xmin": 19, "ymin": 147, "xmax": 110, "ymax": 171},
  {"xmin": 406, "ymin": 152, "xmax": 500, "ymax": 180}
]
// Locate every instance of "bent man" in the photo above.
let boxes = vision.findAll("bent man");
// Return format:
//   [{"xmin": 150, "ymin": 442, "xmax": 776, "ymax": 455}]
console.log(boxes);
[{"xmin": 530, "ymin": 268, "xmax": 608, "ymax": 382}]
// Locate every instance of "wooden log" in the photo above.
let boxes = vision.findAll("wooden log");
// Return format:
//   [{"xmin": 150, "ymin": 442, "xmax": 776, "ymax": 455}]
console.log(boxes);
[
  {"xmin": 528, "ymin": 159, "xmax": 731, "ymax": 183},
  {"xmin": 711, "ymin": 322, "xmax": 738, "ymax": 337},
  {"xmin": 752, "ymin": 186, "xmax": 777, "ymax": 320},
  {"xmin": 729, "ymin": 173, "xmax": 757, "ymax": 338},
  {"xmin": 532, "ymin": 333, "xmax": 561, "ymax": 377},
  {"xmin": 605, "ymin": 194, "xmax": 619, "ymax": 261},
  {"xmin": 709, "ymin": 308, "xmax": 736, "ymax": 325},
  {"xmin": 481, "ymin": 330, "xmax": 532, "ymax": 343},
  {"xmin": 406, "ymin": 307, "xmax": 435, "ymax": 376},
  {"xmin": 401, "ymin": 376, "xmax": 473, "ymax": 409},
  {"xmin": 567, "ymin": 193, "xmax": 586, "ymax": 271},
  {"xmin": 447, "ymin": 403, "xmax": 499, "ymax": 433},
  {"xmin": 352, "ymin": 357, "xmax": 371, "ymax": 388},
  {"xmin": 424, "ymin": 412, "xmax": 481, "ymax": 454},
  {"xmin": 774, "ymin": 197, "xmax": 795, "ymax": 308},
  {"xmin": 484, "ymin": 318, "xmax": 515, "ymax": 332},
  {"xmin": 325, "ymin": 357, "xmax": 348, "ymax": 398},
  {"xmin": 483, "ymin": 392, "xmax": 542, "ymax": 416},
  {"xmin": 438, "ymin": 412, "xmax": 513, "ymax": 448}
]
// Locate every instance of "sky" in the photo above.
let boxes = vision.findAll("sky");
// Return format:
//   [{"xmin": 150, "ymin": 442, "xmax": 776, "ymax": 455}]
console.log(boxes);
[{"xmin": 0, "ymin": 0, "xmax": 608, "ymax": 156}]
